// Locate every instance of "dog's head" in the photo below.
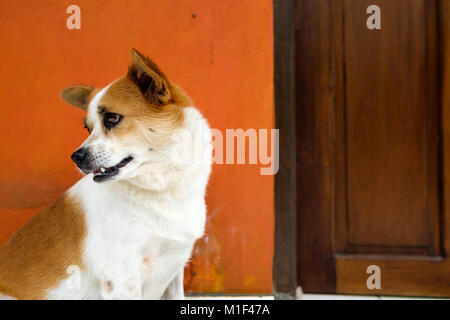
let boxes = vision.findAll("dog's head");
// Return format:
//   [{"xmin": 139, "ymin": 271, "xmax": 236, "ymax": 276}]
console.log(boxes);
[{"xmin": 61, "ymin": 49, "xmax": 191, "ymax": 183}]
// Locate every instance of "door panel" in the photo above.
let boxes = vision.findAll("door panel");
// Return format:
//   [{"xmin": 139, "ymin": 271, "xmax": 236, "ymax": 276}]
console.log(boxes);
[
  {"xmin": 297, "ymin": 0, "xmax": 450, "ymax": 296},
  {"xmin": 339, "ymin": 0, "xmax": 440, "ymax": 254}
]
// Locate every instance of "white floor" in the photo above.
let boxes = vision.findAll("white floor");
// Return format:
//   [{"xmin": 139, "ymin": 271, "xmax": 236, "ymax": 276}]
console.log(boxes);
[
  {"xmin": 189, "ymin": 294, "xmax": 443, "ymax": 300},
  {"xmin": 189, "ymin": 295, "xmax": 274, "ymax": 300},
  {"xmin": 300, "ymin": 294, "xmax": 422, "ymax": 300}
]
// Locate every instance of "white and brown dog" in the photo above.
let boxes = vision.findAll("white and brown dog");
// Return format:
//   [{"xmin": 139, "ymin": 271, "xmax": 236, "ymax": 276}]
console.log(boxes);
[{"xmin": 0, "ymin": 49, "xmax": 212, "ymax": 300}]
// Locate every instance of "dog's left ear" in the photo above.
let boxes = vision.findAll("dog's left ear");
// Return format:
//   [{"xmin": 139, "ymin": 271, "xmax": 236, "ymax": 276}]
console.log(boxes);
[
  {"xmin": 60, "ymin": 86, "xmax": 96, "ymax": 111},
  {"xmin": 128, "ymin": 48, "xmax": 172, "ymax": 106}
]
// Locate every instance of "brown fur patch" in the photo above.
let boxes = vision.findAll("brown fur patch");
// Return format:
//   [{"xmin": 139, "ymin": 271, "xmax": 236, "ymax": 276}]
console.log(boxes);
[
  {"xmin": 93, "ymin": 77, "xmax": 188, "ymax": 148},
  {"xmin": 0, "ymin": 194, "xmax": 86, "ymax": 300},
  {"xmin": 88, "ymin": 88, "xmax": 100, "ymax": 102}
]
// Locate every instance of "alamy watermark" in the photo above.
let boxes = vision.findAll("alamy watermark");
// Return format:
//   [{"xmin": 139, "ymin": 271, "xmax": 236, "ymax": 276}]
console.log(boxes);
[
  {"xmin": 66, "ymin": 5, "xmax": 81, "ymax": 30},
  {"xmin": 66, "ymin": 265, "xmax": 82, "ymax": 290},
  {"xmin": 367, "ymin": 5, "xmax": 381, "ymax": 30},
  {"xmin": 366, "ymin": 265, "xmax": 381, "ymax": 290},
  {"xmin": 171, "ymin": 128, "xmax": 279, "ymax": 176}
]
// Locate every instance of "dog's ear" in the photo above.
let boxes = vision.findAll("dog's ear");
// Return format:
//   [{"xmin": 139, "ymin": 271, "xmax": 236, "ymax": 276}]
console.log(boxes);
[
  {"xmin": 128, "ymin": 48, "xmax": 172, "ymax": 106},
  {"xmin": 60, "ymin": 86, "xmax": 95, "ymax": 111}
]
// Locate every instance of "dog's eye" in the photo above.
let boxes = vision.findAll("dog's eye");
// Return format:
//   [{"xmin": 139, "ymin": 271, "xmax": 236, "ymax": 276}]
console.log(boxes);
[
  {"xmin": 103, "ymin": 113, "xmax": 122, "ymax": 129},
  {"xmin": 83, "ymin": 120, "xmax": 91, "ymax": 134},
  {"xmin": 83, "ymin": 124, "xmax": 91, "ymax": 134}
]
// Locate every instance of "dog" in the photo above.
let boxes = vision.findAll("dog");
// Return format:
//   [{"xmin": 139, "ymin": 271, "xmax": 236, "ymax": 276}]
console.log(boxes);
[{"xmin": 0, "ymin": 49, "xmax": 212, "ymax": 300}]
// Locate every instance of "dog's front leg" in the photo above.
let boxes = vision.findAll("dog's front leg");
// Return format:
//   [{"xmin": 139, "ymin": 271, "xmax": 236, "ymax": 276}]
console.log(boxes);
[
  {"xmin": 161, "ymin": 270, "xmax": 185, "ymax": 300},
  {"xmin": 99, "ymin": 263, "xmax": 143, "ymax": 300}
]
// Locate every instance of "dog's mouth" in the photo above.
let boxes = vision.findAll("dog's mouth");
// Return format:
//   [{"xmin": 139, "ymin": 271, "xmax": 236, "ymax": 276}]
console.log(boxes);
[{"xmin": 92, "ymin": 156, "xmax": 134, "ymax": 183}]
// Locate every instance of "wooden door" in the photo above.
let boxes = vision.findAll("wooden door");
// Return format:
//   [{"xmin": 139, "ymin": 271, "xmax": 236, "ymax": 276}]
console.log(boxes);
[{"xmin": 297, "ymin": 0, "xmax": 450, "ymax": 297}]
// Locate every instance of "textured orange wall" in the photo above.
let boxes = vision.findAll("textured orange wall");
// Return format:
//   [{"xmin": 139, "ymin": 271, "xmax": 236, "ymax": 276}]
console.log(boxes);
[{"xmin": 0, "ymin": 0, "xmax": 274, "ymax": 293}]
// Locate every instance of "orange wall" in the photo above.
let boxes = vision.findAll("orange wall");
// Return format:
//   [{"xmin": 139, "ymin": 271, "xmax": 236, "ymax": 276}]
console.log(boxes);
[{"xmin": 0, "ymin": 0, "xmax": 274, "ymax": 294}]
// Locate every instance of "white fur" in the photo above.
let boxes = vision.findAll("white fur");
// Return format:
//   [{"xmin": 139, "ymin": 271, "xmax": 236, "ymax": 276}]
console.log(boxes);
[
  {"xmin": 47, "ymin": 103, "xmax": 212, "ymax": 300},
  {"xmin": 0, "ymin": 293, "xmax": 16, "ymax": 300}
]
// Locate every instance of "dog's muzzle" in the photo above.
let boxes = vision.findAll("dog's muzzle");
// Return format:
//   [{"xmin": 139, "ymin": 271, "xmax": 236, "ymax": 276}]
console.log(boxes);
[{"xmin": 71, "ymin": 148, "xmax": 134, "ymax": 182}]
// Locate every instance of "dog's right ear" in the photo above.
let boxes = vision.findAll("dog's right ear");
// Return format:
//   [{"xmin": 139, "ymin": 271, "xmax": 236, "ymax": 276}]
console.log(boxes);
[{"xmin": 60, "ymin": 86, "xmax": 96, "ymax": 111}]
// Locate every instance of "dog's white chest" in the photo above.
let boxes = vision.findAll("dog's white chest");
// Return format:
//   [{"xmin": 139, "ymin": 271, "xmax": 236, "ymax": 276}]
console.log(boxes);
[{"xmin": 46, "ymin": 176, "xmax": 204, "ymax": 300}]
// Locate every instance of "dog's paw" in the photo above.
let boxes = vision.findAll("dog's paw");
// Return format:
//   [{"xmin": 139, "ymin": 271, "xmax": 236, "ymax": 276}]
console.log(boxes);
[{"xmin": 100, "ymin": 276, "xmax": 142, "ymax": 300}]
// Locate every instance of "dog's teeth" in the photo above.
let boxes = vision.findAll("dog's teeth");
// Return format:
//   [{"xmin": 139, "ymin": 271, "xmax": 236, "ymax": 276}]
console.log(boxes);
[{"xmin": 100, "ymin": 167, "xmax": 106, "ymax": 173}]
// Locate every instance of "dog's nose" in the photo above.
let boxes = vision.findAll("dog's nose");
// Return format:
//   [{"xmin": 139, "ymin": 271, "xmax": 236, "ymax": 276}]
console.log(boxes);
[{"xmin": 71, "ymin": 148, "xmax": 88, "ymax": 166}]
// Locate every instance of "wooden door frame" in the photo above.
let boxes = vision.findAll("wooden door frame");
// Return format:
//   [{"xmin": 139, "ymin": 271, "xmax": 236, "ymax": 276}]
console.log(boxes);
[
  {"xmin": 272, "ymin": 0, "xmax": 338, "ymax": 297},
  {"xmin": 294, "ymin": 0, "xmax": 338, "ymax": 294},
  {"xmin": 272, "ymin": 0, "xmax": 297, "ymax": 299}
]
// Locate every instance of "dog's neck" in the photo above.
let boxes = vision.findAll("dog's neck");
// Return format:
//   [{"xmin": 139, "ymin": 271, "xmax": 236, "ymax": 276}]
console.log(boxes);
[{"xmin": 107, "ymin": 159, "xmax": 209, "ymax": 207}]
